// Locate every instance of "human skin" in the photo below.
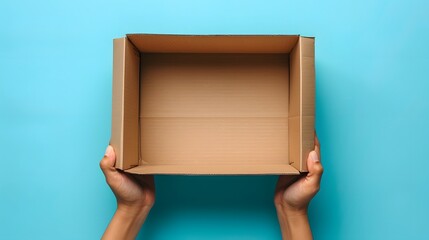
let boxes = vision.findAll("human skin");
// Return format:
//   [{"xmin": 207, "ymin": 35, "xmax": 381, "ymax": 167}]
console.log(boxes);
[
  {"xmin": 274, "ymin": 135, "xmax": 323, "ymax": 239},
  {"xmin": 100, "ymin": 146, "xmax": 155, "ymax": 240},
  {"xmin": 100, "ymin": 135, "xmax": 322, "ymax": 239}
]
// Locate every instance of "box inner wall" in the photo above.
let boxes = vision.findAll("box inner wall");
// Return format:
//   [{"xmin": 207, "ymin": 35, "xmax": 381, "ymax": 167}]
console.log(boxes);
[{"xmin": 139, "ymin": 53, "xmax": 290, "ymax": 167}]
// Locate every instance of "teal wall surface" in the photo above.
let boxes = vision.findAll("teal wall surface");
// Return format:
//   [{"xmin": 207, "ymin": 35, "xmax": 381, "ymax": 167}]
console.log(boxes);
[{"xmin": 1, "ymin": 0, "xmax": 428, "ymax": 239}]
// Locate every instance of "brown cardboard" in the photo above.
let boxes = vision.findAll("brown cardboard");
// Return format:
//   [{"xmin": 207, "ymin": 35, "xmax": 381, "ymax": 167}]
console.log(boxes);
[{"xmin": 111, "ymin": 34, "xmax": 315, "ymax": 175}]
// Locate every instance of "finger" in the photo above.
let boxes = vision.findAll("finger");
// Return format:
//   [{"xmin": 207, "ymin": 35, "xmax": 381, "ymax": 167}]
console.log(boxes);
[
  {"xmin": 274, "ymin": 175, "xmax": 299, "ymax": 205},
  {"xmin": 275, "ymin": 175, "xmax": 300, "ymax": 193},
  {"xmin": 306, "ymin": 150, "xmax": 324, "ymax": 186},
  {"xmin": 274, "ymin": 175, "xmax": 303, "ymax": 200},
  {"xmin": 100, "ymin": 145, "xmax": 117, "ymax": 178},
  {"xmin": 130, "ymin": 174, "xmax": 156, "ymax": 205},
  {"xmin": 133, "ymin": 174, "xmax": 155, "ymax": 192},
  {"xmin": 314, "ymin": 132, "xmax": 321, "ymax": 161}
]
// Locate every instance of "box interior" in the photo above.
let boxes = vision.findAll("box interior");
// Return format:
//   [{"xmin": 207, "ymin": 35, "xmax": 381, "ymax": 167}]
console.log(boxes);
[{"xmin": 111, "ymin": 35, "xmax": 314, "ymax": 175}]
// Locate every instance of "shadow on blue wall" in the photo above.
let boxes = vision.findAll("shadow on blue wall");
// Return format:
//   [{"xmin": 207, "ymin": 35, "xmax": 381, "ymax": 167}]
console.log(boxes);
[{"xmin": 139, "ymin": 176, "xmax": 282, "ymax": 239}]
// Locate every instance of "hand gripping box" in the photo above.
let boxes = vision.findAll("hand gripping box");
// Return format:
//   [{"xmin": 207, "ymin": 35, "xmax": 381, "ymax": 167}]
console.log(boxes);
[{"xmin": 110, "ymin": 34, "xmax": 315, "ymax": 175}]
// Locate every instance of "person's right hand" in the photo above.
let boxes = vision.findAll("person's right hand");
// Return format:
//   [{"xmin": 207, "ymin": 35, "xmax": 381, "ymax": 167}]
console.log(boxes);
[
  {"xmin": 274, "ymin": 135, "xmax": 323, "ymax": 239},
  {"xmin": 100, "ymin": 145, "xmax": 155, "ymax": 240},
  {"xmin": 274, "ymin": 136, "xmax": 322, "ymax": 214}
]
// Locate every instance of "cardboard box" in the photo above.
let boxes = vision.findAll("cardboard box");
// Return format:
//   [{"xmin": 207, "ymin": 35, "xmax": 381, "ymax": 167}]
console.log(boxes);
[{"xmin": 110, "ymin": 34, "xmax": 315, "ymax": 175}]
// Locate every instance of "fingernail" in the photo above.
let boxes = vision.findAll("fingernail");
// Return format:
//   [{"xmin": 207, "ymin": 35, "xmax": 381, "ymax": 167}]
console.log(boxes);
[
  {"xmin": 310, "ymin": 151, "xmax": 319, "ymax": 163},
  {"xmin": 104, "ymin": 146, "xmax": 114, "ymax": 160}
]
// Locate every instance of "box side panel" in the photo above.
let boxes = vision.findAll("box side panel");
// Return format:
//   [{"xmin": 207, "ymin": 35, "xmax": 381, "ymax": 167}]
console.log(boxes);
[
  {"xmin": 289, "ymin": 40, "xmax": 302, "ymax": 170},
  {"xmin": 111, "ymin": 38, "xmax": 125, "ymax": 169},
  {"xmin": 111, "ymin": 38, "xmax": 140, "ymax": 170},
  {"xmin": 127, "ymin": 34, "xmax": 299, "ymax": 53},
  {"xmin": 301, "ymin": 37, "xmax": 315, "ymax": 118},
  {"xmin": 125, "ymin": 164, "xmax": 300, "ymax": 175},
  {"xmin": 289, "ymin": 37, "xmax": 315, "ymax": 172},
  {"xmin": 300, "ymin": 37, "xmax": 315, "ymax": 172},
  {"xmin": 139, "ymin": 54, "xmax": 289, "ymax": 118},
  {"xmin": 122, "ymin": 38, "xmax": 140, "ymax": 169}
]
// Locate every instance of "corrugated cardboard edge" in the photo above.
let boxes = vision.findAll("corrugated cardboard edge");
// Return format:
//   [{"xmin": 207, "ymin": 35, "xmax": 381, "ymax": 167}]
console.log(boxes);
[
  {"xmin": 125, "ymin": 164, "xmax": 300, "ymax": 175},
  {"xmin": 289, "ymin": 37, "xmax": 315, "ymax": 172},
  {"xmin": 301, "ymin": 37, "xmax": 315, "ymax": 172},
  {"xmin": 111, "ymin": 37, "xmax": 140, "ymax": 170},
  {"xmin": 126, "ymin": 34, "xmax": 300, "ymax": 53}
]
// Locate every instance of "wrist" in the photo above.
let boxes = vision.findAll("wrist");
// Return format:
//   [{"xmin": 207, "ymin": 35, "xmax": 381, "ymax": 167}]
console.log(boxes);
[
  {"xmin": 276, "ymin": 203, "xmax": 312, "ymax": 240},
  {"xmin": 283, "ymin": 209, "xmax": 308, "ymax": 223},
  {"xmin": 275, "ymin": 201, "xmax": 308, "ymax": 217},
  {"xmin": 102, "ymin": 203, "xmax": 151, "ymax": 240},
  {"xmin": 117, "ymin": 202, "xmax": 151, "ymax": 221}
]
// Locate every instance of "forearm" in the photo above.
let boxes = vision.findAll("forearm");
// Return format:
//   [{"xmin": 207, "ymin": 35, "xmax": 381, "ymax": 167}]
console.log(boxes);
[
  {"xmin": 276, "ymin": 206, "xmax": 312, "ymax": 240},
  {"xmin": 102, "ymin": 204, "xmax": 151, "ymax": 240}
]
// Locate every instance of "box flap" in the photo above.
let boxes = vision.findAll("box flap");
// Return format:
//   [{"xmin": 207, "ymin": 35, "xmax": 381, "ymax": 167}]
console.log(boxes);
[
  {"xmin": 127, "ymin": 34, "xmax": 299, "ymax": 53},
  {"xmin": 300, "ymin": 37, "xmax": 315, "ymax": 171},
  {"xmin": 110, "ymin": 37, "xmax": 140, "ymax": 170},
  {"xmin": 288, "ymin": 37, "xmax": 315, "ymax": 172}
]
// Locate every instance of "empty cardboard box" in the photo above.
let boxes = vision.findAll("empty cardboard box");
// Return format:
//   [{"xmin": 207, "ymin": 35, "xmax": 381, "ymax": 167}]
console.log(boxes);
[{"xmin": 110, "ymin": 34, "xmax": 315, "ymax": 175}]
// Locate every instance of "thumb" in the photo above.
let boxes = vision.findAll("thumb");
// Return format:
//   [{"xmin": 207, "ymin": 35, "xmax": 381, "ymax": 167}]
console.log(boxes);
[
  {"xmin": 306, "ymin": 150, "xmax": 324, "ymax": 186},
  {"xmin": 100, "ymin": 145, "xmax": 117, "ymax": 178}
]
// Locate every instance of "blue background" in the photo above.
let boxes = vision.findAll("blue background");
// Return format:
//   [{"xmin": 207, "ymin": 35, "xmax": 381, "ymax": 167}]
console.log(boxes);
[{"xmin": 1, "ymin": 0, "xmax": 428, "ymax": 239}]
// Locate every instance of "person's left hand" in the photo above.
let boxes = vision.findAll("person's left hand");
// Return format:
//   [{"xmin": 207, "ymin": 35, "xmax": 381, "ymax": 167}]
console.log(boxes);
[{"xmin": 100, "ymin": 146, "xmax": 155, "ymax": 240}]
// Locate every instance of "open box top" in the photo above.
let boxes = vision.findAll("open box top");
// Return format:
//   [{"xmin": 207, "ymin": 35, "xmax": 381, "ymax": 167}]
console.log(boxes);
[{"xmin": 111, "ymin": 34, "xmax": 315, "ymax": 175}]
